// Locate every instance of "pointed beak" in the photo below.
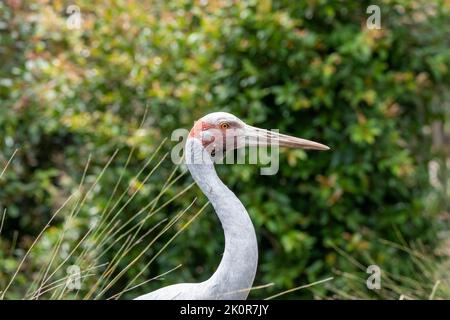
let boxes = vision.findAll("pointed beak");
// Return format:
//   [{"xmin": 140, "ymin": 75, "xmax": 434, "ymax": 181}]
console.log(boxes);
[{"xmin": 244, "ymin": 125, "xmax": 329, "ymax": 151}]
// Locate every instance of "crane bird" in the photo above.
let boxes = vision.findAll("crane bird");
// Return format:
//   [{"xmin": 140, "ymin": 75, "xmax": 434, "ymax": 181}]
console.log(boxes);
[{"xmin": 134, "ymin": 112, "xmax": 329, "ymax": 300}]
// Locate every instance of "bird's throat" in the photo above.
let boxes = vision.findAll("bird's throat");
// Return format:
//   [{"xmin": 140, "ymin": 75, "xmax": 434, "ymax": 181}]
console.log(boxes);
[{"xmin": 185, "ymin": 138, "xmax": 258, "ymax": 299}]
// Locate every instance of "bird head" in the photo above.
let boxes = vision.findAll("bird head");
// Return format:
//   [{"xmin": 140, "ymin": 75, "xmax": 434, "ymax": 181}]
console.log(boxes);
[{"xmin": 188, "ymin": 112, "xmax": 329, "ymax": 158}]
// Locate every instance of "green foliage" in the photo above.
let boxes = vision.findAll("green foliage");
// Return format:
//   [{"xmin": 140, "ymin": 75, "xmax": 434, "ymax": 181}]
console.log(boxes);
[
  {"xmin": 0, "ymin": 0, "xmax": 449, "ymax": 299},
  {"xmin": 327, "ymin": 239, "xmax": 450, "ymax": 300}
]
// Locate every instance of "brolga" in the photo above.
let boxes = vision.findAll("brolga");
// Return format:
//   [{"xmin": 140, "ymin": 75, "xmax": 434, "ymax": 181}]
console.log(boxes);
[{"xmin": 134, "ymin": 112, "xmax": 329, "ymax": 300}]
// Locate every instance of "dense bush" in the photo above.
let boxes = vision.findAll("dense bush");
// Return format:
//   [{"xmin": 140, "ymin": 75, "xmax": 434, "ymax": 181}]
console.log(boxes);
[{"xmin": 0, "ymin": 0, "xmax": 449, "ymax": 299}]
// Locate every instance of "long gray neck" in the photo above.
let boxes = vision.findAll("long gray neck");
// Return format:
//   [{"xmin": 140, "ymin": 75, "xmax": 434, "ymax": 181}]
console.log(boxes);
[{"xmin": 185, "ymin": 138, "xmax": 258, "ymax": 299}]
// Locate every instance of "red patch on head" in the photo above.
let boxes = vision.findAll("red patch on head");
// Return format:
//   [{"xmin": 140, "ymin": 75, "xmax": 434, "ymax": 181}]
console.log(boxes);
[
  {"xmin": 189, "ymin": 120, "xmax": 214, "ymax": 138},
  {"xmin": 189, "ymin": 120, "xmax": 217, "ymax": 149}
]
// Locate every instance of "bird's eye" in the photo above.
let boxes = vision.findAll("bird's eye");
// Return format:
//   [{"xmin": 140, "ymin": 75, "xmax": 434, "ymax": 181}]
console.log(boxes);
[{"xmin": 220, "ymin": 122, "xmax": 230, "ymax": 130}]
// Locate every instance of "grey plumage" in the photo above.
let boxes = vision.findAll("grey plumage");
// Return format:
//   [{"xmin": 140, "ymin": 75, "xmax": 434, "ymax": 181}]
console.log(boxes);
[
  {"xmin": 135, "ymin": 138, "xmax": 257, "ymax": 300},
  {"xmin": 134, "ymin": 112, "xmax": 328, "ymax": 300}
]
